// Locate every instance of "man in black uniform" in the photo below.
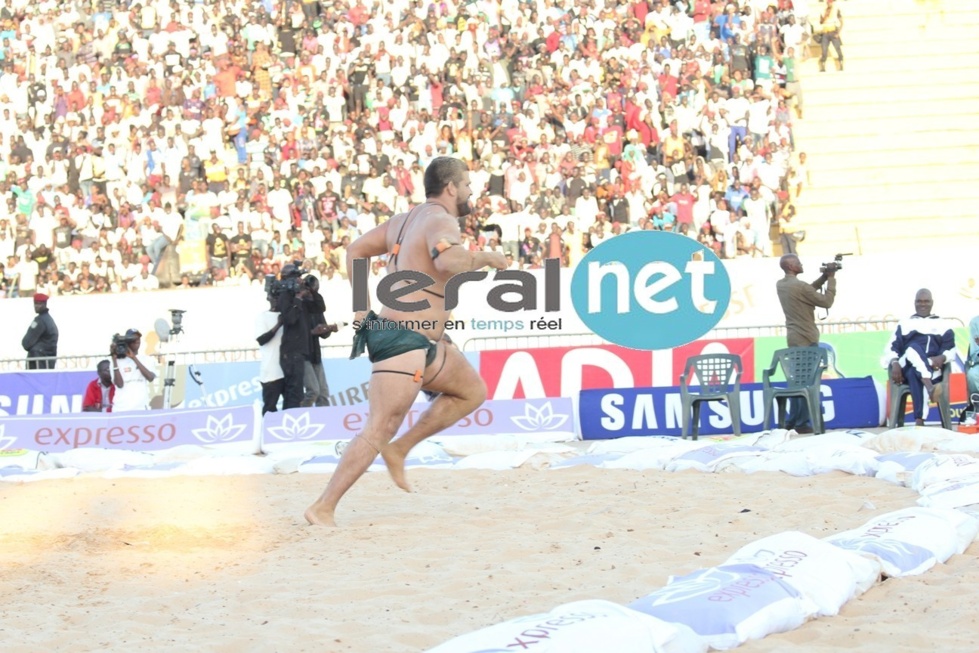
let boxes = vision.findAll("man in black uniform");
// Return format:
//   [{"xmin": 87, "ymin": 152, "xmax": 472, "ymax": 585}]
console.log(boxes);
[
  {"xmin": 22, "ymin": 293, "xmax": 59, "ymax": 369},
  {"xmin": 277, "ymin": 263, "xmax": 311, "ymax": 409}
]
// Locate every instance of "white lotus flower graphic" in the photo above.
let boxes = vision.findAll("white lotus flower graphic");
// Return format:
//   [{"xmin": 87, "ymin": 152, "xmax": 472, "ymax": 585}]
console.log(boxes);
[
  {"xmin": 645, "ymin": 567, "xmax": 744, "ymax": 606},
  {"xmin": 266, "ymin": 412, "xmax": 325, "ymax": 442},
  {"xmin": 191, "ymin": 413, "xmax": 247, "ymax": 443},
  {"xmin": 0, "ymin": 425, "xmax": 15, "ymax": 451},
  {"xmin": 509, "ymin": 401, "xmax": 569, "ymax": 432}
]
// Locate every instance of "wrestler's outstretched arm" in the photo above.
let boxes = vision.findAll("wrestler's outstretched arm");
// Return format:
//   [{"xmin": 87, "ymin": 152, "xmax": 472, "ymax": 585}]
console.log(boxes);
[{"xmin": 426, "ymin": 215, "xmax": 507, "ymax": 274}]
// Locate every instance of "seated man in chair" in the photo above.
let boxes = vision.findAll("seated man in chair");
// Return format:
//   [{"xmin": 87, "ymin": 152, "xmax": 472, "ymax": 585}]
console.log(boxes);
[{"xmin": 884, "ymin": 288, "xmax": 955, "ymax": 426}]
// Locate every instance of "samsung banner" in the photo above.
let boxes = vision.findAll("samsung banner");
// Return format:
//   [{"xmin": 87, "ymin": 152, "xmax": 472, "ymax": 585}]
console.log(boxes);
[
  {"xmin": 578, "ymin": 378, "xmax": 882, "ymax": 440},
  {"xmin": 0, "ymin": 404, "xmax": 259, "ymax": 453}
]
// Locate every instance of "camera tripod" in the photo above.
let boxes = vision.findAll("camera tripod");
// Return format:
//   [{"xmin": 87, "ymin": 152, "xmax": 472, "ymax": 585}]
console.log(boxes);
[
  {"xmin": 159, "ymin": 309, "xmax": 199, "ymax": 410},
  {"xmin": 161, "ymin": 329, "xmax": 180, "ymax": 410}
]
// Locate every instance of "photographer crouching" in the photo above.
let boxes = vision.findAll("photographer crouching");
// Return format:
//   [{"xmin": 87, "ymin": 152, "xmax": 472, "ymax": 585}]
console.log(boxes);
[
  {"xmin": 299, "ymin": 274, "xmax": 339, "ymax": 407},
  {"xmin": 110, "ymin": 328, "xmax": 157, "ymax": 412},
  {"xmin": 775, "ymin": 254, "xmax": 846, "ymax": 432}
]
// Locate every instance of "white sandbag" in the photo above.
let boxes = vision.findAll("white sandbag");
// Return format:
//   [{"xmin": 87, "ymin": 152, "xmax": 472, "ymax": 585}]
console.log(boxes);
[
  {"xmin": 0, "ymin": 449, "xmax": 42, "ymax": 471},
  {"xmin": 772, "ymin": 430, "xmax": 875, "ymax": 453},
  {"xmin": 298, "ymin": 455, "xmax": 382, "ymax": 474},
  {"xmin": 0, "ymin": 467, "xmax": 80, "ymax": 483},
  {"xmin": 824, "ymin": 507, "xmax": 979, "ymax": 577},
  {"xmin": 861, "ymin": 426, "xmax": 956, "ymax": 454},
  {"xmin": 734, "ymin": 451, "xmax": 817, "ymax": 477},
  {"xmin": 432, "ymin": 432, "xmax": 576, "ymax": 457},
  {"xmin": 52, "ymin": 448, "xmax": 156, "ymax": 472},
  {"xmin": 603, "ymin": 441, "xmax": 706, "ymax": 471},
  {"xmin": 178, "ymin": 456, "xmax": 280, "ymax": 476},
  {"xmin": 296, "ymin": 442, "xmax": 455, "ymax": 474},
  {"xmin": 804, "ymin": 445, "xmax": 880, "ymax": 476},
  {"xmin": 548, "ymin": 453, "xmax": 627, "ymax": 469},
  {"xmin": 453, "ymin": 450, "xmax": 538, "ymax": 470},
  {"xmin": 875, "ymin": 452, "xmax": 939, "ymax": 486},
  {"xmin": 724, "ymin": 531, "xmax": 881, "ymax": 616},
  {"xmin": 917, "ymin": 475, "xmax": 979, "ymax": 510},
  {"xmin": 586, "ymin": 436, "xmax": 692, "ymax": 455},
  {"xmin": 929, "ymin": 435, "xmax": 979, "ymax": 455},
  {"xmin": 730, "ymin": 429, "xmax": 794, "ymax": 449},
  {"xmin": 628, "ymin": 564, "xmax": 815, "ymax": 651},
  {"xmin": 426, "ymin": 599, "xmax": 706, "ymax": 653},
  {"xmin": 910, "ymin": 454, "xmax": 979, "ymax": 493},
  {"xmin": 262, "ymin": 441, "xmax": 353, "ymax": 473},
  {"xmin": 666, "ymin": 444, "xmax": 767, "ymax": 473},
  {"xmin": 102, "ymin": 462, "xmax": 187, "ymax": 479}
]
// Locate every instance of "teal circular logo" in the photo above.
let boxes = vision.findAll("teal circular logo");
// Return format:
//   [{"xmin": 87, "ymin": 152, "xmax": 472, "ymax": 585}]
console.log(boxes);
[{"xmin": 570, "ymin": 231, "xmax": 731, "ymax": 350}]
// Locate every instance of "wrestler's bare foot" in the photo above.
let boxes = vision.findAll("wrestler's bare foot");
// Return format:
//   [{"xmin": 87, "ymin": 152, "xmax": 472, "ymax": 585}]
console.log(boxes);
[
  {"xmin": 381, "ymin": 443, "xmax": 412, "ymax": 493},
  {"xmin": 304, "ymin": 502, "xmax": 337, "ymax": 527}
]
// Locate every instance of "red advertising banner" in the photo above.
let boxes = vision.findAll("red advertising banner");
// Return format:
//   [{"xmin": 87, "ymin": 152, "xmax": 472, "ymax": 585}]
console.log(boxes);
[{"xmin": 480, "ymin": 339, "xmax": 755, "ymax": 400}]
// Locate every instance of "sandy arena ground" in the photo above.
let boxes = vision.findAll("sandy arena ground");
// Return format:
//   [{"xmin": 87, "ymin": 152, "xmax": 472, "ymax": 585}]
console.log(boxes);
[{"xmin": 1, "ymin": 466, "xmax": 977, "ymax": 652}]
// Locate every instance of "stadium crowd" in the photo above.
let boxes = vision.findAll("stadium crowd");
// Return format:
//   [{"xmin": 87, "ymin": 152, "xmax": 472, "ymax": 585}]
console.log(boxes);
[{"xmin": 0, "ymin": 0, "xmax": 817, "ymax": 299}]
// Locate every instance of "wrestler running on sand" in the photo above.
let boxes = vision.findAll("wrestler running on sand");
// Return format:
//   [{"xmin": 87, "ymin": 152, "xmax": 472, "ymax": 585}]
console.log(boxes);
[{"xmin": 304, "ymin": 156, "xmax": 507, "ymax": 527}]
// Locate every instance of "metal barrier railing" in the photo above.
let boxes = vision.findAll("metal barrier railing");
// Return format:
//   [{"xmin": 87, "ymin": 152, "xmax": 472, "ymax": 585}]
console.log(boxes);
[
  {"xmin": 1, "ymin": 318, "xmax": 965, "ymax": 371},
  {"xmin": 460, "ymin": 318, "xmax": 966, "ymax": 351}
]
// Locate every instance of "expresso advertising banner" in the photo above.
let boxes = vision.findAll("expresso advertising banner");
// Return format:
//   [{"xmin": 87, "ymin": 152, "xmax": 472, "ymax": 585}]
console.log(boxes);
[
  {"xmin": 0, "ymin": 405, "xmax": 258, "ymax": 453},
  {"xmin": 262, "ymin": 397, "xmax": 576, "ymax": 448},
  {"xmin": 578, "ymin": 378, "xmax": 881, "ymax": 440}
]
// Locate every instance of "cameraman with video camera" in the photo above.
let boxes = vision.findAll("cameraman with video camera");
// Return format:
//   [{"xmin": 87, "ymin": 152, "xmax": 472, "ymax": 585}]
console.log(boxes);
[
  {"xmin": 273, "ymin": 263, "xmax": 312, "ymax": 410},
  {"xmin": 299, "ymin": 274, "xmax": 338, "ymax": 407},
  {"xmin": 110, "ymin": 328, "xmax": 157, "ymax": 412},
  {"xmin": 775, "ymin": 253, "xmax": 845, "ymax": 432}
]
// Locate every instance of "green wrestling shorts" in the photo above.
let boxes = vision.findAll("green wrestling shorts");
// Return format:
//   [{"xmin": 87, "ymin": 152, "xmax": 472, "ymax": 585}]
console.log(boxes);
[{"xmin": 350, "ymin": 310, "xmax": 439, "ymax": 368}]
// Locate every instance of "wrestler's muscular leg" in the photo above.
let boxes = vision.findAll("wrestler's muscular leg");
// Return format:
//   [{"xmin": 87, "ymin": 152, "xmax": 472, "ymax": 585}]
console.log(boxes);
[
  {"xmin": 304, "ymin": 350, "xmax": 427, "ymax": 527},
  {"xmin": 381, "ymin": 344, "xmax": 487, "ymax": 492}
]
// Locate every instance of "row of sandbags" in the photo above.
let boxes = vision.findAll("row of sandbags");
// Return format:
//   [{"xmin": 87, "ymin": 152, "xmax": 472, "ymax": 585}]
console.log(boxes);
[{"xmin": 425, "ymin": 427, "xmax": 979, "ymax": 652}]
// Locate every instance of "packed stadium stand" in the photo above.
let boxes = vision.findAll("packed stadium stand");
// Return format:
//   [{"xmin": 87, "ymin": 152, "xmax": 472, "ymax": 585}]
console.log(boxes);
[
  {"xmin": 0, "ymin": 0, "xmax": 975, "ymax": 299},
  {"xmin": 793, "ymin": 0, "xmax": 979, "ymax": 255}
]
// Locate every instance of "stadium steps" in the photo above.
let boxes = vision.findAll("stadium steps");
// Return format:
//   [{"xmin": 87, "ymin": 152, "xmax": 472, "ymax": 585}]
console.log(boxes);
[
  {"xmin": 806, "ymin": 161, "xmax": 979, "ymax": 187},
  {"xmin": 799, "ymin": 84, "xmax": 979, "ymax": 110},
  {"xmin": 800, "ymin": 95, "xmax": 979, "ymax": 120},
  {"xmin": 799, "ymin": 68, "xmax": 977, "ymax": 94},
  {"xmin": 792, "ymin": 129, "xmax": 979, "ymax": 157},
  {"xmin": 793, "ymin": 219, "xmax": 975, "ymax": 257},
  {"xmin": 792, "ymin": 113, "xmax": 976, "ymax": 138},
  {"xmin": 789, "ymin": 0, "xmax": 979, "ymax": 257},
  {"xmin": 798, "ymin": 189, "xmax": 977, "ymax": 211}
]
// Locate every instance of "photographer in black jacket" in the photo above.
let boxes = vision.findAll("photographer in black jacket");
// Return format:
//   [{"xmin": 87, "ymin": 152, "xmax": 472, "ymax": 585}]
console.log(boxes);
[
  {"xmin": 299, "ymin": 275, "xmax": 338, "ymax": 407},
  {"xmin": 276, "ymin": 263, "xmax": 311, "ymax": 410}
]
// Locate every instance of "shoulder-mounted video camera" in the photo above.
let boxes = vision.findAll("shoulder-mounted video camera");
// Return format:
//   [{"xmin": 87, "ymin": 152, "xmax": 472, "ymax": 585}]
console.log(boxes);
[
  {"xmin": 820, "ymin": 252, "xmax": 852, "ymax": 274},
  {"xmin": 265, "ymin": 261, "xmax": 306, "ymax": 299},
  {"xmin": 111, "ymin": 333, "xmax": 136, "ymax": 357}
]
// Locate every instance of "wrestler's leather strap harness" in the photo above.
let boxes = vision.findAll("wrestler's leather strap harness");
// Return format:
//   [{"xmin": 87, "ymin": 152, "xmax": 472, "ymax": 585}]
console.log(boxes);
[{"xmin": 371, "ymin": 207, "xmax": 452, "ymax": 388}]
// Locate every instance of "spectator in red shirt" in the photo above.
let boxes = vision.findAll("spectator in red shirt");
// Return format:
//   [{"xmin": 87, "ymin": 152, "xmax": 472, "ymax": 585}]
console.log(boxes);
[
  {"xmin": 671, "ymin": 183, "xmax": 697, "ymax": 231},
  {"xmin": 82, "ymin": 360, "xmax": 115, "ymax": 412}
]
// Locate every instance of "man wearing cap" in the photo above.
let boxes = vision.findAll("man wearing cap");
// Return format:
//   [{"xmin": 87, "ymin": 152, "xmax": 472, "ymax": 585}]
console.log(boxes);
[
  {"xmin": 111, "ymin": 329, "xmax": 157, "ymax": 412},
  {"xmin": 22, "ymin": 293, "xmax": 59, "ymax": 369}
]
